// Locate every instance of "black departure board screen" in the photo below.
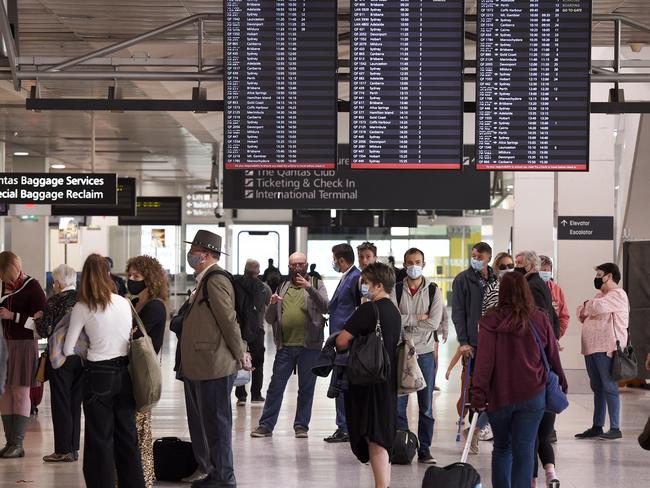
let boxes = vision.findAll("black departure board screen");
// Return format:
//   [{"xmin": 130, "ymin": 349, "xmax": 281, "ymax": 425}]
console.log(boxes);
[
  {"xmin": 118, "ymin": 197, "xmax": 182, "ymax": 226},
  {"xmin": 52, "ymin": 177, "xmax": 136, "ymax": 217},
  {"xmin": 224, "ymin": 0, "xmax": 338, "ymax": 170},
  {"xmin": 350, "ymin": 0, "xmax": 464, "ymax": 170},
  {"xmin": 477, "ymin": 0, "xmax": 591, "ymax": 171}
]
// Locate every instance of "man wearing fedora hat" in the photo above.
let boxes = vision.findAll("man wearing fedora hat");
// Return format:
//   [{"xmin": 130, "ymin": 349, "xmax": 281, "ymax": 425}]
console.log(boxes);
[{"xmin": 181, "ymin": 230, "xmax": 248, "ymax": 488}]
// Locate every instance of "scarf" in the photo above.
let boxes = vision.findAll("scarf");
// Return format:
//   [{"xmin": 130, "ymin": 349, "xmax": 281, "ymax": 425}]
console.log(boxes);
[{"xmin": 4, "ymin": 271, "xmax": 26, "ymax": 292}]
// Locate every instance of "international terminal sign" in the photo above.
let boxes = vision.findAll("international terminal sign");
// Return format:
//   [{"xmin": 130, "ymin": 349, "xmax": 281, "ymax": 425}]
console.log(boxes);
[{"xmin": 0, "ymin": 173, "xmax": 117, "ymax": 205}]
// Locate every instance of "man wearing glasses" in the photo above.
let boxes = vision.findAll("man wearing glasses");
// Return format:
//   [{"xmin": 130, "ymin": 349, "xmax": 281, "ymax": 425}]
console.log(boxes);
[{"xmin": 250, "ymin": 252, "xmax": 329, "ymax": 439}]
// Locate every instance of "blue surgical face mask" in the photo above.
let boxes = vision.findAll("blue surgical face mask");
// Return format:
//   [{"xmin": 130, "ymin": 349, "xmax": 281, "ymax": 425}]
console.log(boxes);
[
  {"xmin": 406, "ymin": 265, "xmax": 423, "ymax": 280},
  {"xmin": 360, "ymin": 283, "xmax": 372, "ymax": 299},
  {"xmin": 470, "ymin": 258, "xmax": 484, "ymax": 271},
  {"xmin": 187, "ymin": 251, "xmax": 204, "ymax": 270},
  {"xmin": 539, "ymin": 271, "xmax": 553, "ymax": 283},
  {"xmin": 332, "ymin": 260, "xmax": 341, "ymax": 273}
]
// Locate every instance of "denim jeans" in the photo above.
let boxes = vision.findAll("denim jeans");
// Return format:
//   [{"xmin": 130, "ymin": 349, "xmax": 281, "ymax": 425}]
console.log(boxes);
[
  {"xmin": 82, "ymin": 357, "xmax": 145, "ymax": 488},
  {"xmin": 259, "ymin": 346, "xmax": 320, "ymax": 431},
  {"xmin": 487, "ymin": 391, "xmax": 545, "ymax": 488},
  {"xmin": 185, "ymin": 373, "xmax": 237, "ymax": 484},
  {"xmin": 397, "ymin": 351, "xmax": 436, "ymax": 455},
  {"xmin": 585, "ymin": 352, "xmax": 621, "ymax": 429}
]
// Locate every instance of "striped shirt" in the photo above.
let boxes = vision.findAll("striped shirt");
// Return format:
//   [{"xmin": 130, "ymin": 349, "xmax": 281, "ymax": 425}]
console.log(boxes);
[{"xmin": 482, "ymin": 280, "xmax": 500, "ymax": 316}]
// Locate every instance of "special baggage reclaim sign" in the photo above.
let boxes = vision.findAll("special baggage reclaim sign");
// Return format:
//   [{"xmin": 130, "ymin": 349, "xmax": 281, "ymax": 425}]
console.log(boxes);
[{"xmin": 0, "ymin": 173, "xmax": 117, "ymax": 205}]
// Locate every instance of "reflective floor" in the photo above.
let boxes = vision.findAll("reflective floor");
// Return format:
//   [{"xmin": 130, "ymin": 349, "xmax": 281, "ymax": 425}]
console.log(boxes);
[{"xmin": 3, "ymin": 327, "xmax": 650, "ymax": 488}]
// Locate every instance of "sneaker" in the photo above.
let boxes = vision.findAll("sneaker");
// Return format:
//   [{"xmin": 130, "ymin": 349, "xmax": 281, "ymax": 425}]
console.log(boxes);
[
  {"xmin": 323, "ymin": 429, "xmax": 349, "ymax": 443},
  {"xmin": 43, "ymin": 452, "xmax": 75, "ymax": 462},
  {"xmin": 598, "ymin": 429, "xmax": 622, "ymax": 440},
  {"xmin": 236, "ymin": 400, "xmax": 246, "ymax": 407},
  {"xmin": 575, "ymin": 426, "xmax": 603, "ymax": 439},
  {"xmin": 548, "ymin": 479, "xmax": 560, "ymax": 488},
  {"xmin": 294, "ymin": 428, "xmax": 309, "ymax": 438},
  {"xmin": 417, "ymin": 451, "xmax": 437, "ymax": 464},
  {"xmin": 181, "ymin": 468, "xmax": 207, "ymax": 483},
  {"xmin": 470, "ymin": 431, "xmax": 480, "ymax": 454},
  {"xmin": 478, "ymin": 425, "xmax": 493, "ymax": 441},
  {"xmin": 251, "ymin": 396, "xmax": 265, "ymax": 404},
  {"xmin": 250, "ymin": 426, "xmax": 273, "ymax": 438}
]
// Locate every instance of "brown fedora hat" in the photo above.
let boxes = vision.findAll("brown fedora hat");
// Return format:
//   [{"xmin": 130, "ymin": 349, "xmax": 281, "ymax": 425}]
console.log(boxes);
[{"xmin": 184, "ymin": 230, "xmax": 227, "ymax": 255}]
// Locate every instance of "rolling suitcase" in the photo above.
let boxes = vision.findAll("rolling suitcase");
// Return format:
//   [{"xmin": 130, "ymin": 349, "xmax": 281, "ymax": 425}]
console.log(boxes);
[
  {"xmin": 422, "ymin": 413, "xmax": 482, "ymax": 488},
  {"xmin": 153, "ymin": 437, "xmax": 198, "ymax": 481},
  {"xmin": 30, "ymin": 383, "xmax": 44, "ymax": 415}
]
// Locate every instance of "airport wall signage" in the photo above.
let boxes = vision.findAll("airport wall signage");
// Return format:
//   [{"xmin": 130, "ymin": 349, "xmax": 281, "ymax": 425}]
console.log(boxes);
[
  {"xmin": 557, "ymin": 216, "xmax": 613, "ymax": 240},
  {"xmin": 223, "ymin": 144, "xmax": 490, "ymax": 210},
  {"xmin": 118, "ymin": 197, "xmax": 182, "ymax": 226},
  {"xmin": 0, "ymin": 173, "xmax": 117, "ymax": 205}
]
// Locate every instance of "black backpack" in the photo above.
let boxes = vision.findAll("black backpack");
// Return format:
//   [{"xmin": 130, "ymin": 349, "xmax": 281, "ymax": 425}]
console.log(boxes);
[
  {"xmin": 422, "ymin": 463, "xmax": 481, "ymax": 488},
  {"xmin": 391, "ymin": 429, "xmax": 418, "ymax": 465},
  {"xmin": 395, "ymin": 281, "xmax": 437, "ymax": 312},
  {"xmin": 200, "ymin": 270, "xmax": 263, "ymax": 345}
]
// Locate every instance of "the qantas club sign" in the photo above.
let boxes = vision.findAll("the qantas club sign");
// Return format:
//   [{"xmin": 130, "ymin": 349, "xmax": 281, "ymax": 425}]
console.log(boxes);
[{"xmin": 0, "ymin": 173, "xmax": 117, "ymax": 205}]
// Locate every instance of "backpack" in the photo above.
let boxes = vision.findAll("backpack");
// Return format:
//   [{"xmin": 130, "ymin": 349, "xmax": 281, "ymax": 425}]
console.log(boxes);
[
  {"xmin": 391, "ymin": 430, "xmax": 418, "ymax": 465},
  {"xmin": 422, "ymin": 463, "xmax": 481, "ymax": 488},
  {"xmin": 200, "ymin": 270, "xmax": 263, "ymax": 345},
  {"xmin": 395, "ymin": 281, "xmax": 438, "ymax": 313}
]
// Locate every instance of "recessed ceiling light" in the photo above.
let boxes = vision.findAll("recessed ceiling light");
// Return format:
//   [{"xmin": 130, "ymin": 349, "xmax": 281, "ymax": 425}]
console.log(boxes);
[
  {"xmin": 13, "ymin": 151, "xmax": 29, "ymax": 156},
  {"xmin": 51, "ymin": 164, "xmax": 66, "ymax": 169}
]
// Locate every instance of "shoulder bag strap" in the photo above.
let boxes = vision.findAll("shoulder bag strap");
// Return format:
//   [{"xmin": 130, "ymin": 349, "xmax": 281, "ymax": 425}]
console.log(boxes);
[
  {"xmin": 129, "ymin": 300, "xmax": 149, "ymax": 339},
  {"xmin": 369, "ymin": 301, "xmax": 383, "ymax": 339},
  {"xmin": 528, "ymin": 320, "xmax": 551, "ymax": 373}
]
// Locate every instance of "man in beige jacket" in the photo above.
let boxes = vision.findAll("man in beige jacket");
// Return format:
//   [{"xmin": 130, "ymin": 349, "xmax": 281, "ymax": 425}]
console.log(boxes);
[{"xmin": 181, "ymin": 230, "xmax": 248, "ymax": 488}]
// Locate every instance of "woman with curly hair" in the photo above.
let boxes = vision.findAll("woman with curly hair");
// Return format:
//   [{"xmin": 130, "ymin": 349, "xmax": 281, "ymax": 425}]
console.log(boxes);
[{"xmin": 126, "ymin": 255, "xmax": 168, "ymax": 488}]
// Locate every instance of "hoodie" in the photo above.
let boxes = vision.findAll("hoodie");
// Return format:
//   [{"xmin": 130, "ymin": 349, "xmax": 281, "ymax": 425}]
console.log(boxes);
[{"xmin": 471, "ymin": 308, "xmax": 567, "ymax": 412}]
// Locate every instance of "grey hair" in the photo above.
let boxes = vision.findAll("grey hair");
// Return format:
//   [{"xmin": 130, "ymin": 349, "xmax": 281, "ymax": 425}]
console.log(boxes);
[
  {"xmin": 516, "ymin": 250, "xmax": 541, "ymax": 272},
  {"xmin": 540, "ymin": 255, "xmax": 553, "ymax": 270},
  {"xmin": 244, "ymin": 259, "xmax": 260, "ymax": 276},
  {"xmin": 52, "ymin": 264, "xmax": 77, "ymax": 288}
]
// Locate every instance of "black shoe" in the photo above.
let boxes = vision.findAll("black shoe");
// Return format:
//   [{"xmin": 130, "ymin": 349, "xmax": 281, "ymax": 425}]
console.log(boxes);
[
  {"xmin": 323, "ymin": 429, "xmax": 349, "ymax": 443},
  {"xmin": 575, "ymin": 426, "xmax": 603, "ymax": 439},
  {"xmin": 598, "ymin": 429, "xmax": 622, "ymax": 440},
  {"xmin": 251, "ymin": 396, "xmax": 265, "ymax": 404},
  {"xmin": 417, "ymin": 451, "xmax": 437, "ymax": 464}
]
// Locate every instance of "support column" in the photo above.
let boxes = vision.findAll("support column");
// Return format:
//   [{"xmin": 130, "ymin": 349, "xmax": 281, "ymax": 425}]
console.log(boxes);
[
  {"xmin": 512, "ymin": 172, "xmax": 555, "ymax": 258},
  {"xmin": 10, "ymin": 157, "xmax": 49, "ymax": 284},
  {"xmin": 557, "ymin": 160, "xmax": 615, "ymax": 369}
]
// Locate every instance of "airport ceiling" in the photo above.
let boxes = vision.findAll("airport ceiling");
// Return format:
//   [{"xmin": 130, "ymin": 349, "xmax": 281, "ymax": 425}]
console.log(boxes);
[{"xmin": 0, "ymin": 0, "xmax": 648, "ymax": 185}]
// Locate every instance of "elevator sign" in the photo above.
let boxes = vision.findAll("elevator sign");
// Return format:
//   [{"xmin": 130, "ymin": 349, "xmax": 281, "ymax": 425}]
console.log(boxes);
[
  {"xmin": 0, "ymin": 173, "xmax": 117, "ymax": 205},
  {"xmin": 557, "ymin": 216, "xmax": 614, "ymax": 240}
]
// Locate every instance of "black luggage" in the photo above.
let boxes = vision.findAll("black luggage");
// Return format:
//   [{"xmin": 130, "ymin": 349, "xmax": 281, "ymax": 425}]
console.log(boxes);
[
  {"xmin": 422, "ymin": 412, "xmax": 481, "ymax": 487},
  {"xmin": 153, "ymin": 437, "xmax": 198, "ymax": 481},
  {"xmin": 391, "ymin": 429, "xmax": 418, "ymax": 465}
]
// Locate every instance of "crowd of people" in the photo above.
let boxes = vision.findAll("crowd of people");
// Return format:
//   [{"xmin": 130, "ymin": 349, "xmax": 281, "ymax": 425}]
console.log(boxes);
[{"xmin": 0, "ymin": 231, "xmax": 645, "ymax": 488}]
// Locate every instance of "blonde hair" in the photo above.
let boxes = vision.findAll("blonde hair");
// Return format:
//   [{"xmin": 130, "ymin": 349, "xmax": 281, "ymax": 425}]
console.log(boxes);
[{"xmin": 0, "ymin": 251, "xmax": 20, "ymax": 275}]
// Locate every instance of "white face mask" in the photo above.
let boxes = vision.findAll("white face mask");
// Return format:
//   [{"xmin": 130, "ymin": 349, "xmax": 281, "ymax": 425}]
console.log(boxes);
[
  {"xmin": 539, "ymin": 271, "xmax": 553, "ymax": 282},
  {"xmin": 361, "ymin": 283, "xmax": 372, "ymax": 299},
  {"xmin": 406, "ymin": 265, "xmax": 423, "ymax": 280}
]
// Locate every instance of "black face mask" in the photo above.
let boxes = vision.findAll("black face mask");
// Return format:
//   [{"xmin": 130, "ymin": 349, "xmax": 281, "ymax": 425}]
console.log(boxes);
[
  {"xmin": 514, "ymin": 267, "xmax": 527, "ymax": 275},
  {"xmin": 127, "ymin": 279, "xmax": 146, "ymax": 296},
  {"xmin": 594, "ymin": 277, "xmax": 604, "ymax": 290}
]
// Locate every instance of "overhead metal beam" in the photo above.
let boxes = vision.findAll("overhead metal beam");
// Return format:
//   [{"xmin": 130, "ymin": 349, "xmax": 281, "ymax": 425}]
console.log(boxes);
[
  {"xmin": 0, "ymin": 1, "xmax": 19, "ymax": 90},
  {"xmin": 47, "ymin": 13, "xmax": 221, "ymax": 72}
]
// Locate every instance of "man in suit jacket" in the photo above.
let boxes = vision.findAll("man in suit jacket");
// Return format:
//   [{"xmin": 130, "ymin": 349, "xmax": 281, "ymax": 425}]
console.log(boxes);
[
  {"xmin": 181, "ymin": 230, "xmax": 248, "ymax": 488},
  {"xmin": 325, "ymin": 243, "xmax": 361, "ymax": 443}
]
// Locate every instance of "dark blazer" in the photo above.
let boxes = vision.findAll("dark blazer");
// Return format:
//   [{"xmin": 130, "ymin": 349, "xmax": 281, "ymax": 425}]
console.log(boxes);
[
  {"xmin": 452, "ymin": 267, "xmax": 493, "ymax": 347},
  {"xmin": 328, "ymin": 266, "xmax": 362, "ymax": 333},
  {"xmin": 527, "ymin": 272, "xmax": 561, "ymax": 339}
]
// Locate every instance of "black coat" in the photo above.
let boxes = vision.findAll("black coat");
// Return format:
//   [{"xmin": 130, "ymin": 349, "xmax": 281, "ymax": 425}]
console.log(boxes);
[
  {"xmin": 452, "ymin": 267, "xmax": 494, "ymax": 347},
  {"xmin": 527, "ymin": 273, "xmax": 561, "ymax": 339}
]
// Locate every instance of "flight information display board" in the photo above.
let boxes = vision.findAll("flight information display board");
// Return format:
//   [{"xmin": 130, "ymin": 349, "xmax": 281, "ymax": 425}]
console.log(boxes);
[
  {"xmin": 224, "ymin": 0, "xmax": 338, "ymax": 170},
  {"xmin": 350, "ymin": 0, "xmax": 464, "ymax": 169},
  {"xmin": 118, "ymin": 197, "xmax": 182, "ymax": 226},
  {"xmin": 477, "ymin": 0, "xmax": 591, "ymax": 171}
]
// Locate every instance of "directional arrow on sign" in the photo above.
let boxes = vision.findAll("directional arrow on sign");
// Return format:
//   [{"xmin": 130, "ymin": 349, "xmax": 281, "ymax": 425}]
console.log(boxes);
[{"xmin": 561, "ymin": 220, "xmax": 568, "ymax": 226}]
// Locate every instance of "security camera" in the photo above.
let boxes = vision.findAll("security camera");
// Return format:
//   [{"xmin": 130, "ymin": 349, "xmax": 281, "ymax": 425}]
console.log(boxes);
[{"xmin": 214, "ymin": 203, "xmax": 224, "ymax": 219}]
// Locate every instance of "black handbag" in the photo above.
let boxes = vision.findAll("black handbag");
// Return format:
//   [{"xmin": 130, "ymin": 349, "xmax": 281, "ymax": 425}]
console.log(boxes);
[
  {"xmin": 610, "ymin": 315, "xmax": 638, "ymax": 382},
  {"xmin": 391, "ymin": 430, "xmax": 418, "ymax": 465},
  {"xmin": 153, "ymin": 437, "xmax": 198, "ymax": 481},
  {"xmin": 347, "ymin": 302, "xmax": 390, "ymax": 385}
]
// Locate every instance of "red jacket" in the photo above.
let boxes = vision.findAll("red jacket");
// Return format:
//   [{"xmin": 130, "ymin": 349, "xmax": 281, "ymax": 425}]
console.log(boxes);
[
  {"xmin": 472, "ymin": 309, "xmax": 567, "ymax": 412},
  {"xmin": 547, "ymin": 280, "xmax": 570, "ymax": 338}
]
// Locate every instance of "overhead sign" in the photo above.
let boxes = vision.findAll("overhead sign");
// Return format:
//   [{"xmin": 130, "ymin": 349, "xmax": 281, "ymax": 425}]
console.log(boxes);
[
  {"xmin": 557, "ymin": 216, "xmax": 613, "ymax": 240},
  {"xmin": 52, "ymin": 177, "xmax": 136, "ymax": 216},
  {"xmin": 223, "ymin": 144, "xmax": 490, "ymax": 209},
  {"xmin": 0, "ymin": 173, "xmax": 117, "ymax": 205},
  {"xmin": 118, "ymin": 197, "xmax": 182, "ymax": 226}
]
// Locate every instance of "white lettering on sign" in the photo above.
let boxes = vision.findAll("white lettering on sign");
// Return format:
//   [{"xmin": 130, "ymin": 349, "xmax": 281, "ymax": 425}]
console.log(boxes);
[{"xmin": 569, "ymin": 220, "xmax": 591, "ymax": 226}]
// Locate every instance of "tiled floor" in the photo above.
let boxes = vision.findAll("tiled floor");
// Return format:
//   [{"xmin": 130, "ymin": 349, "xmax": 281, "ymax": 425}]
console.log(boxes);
[{"xmin": 4, "ymin": 328, "xmax": 650, "ymax": 488}]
